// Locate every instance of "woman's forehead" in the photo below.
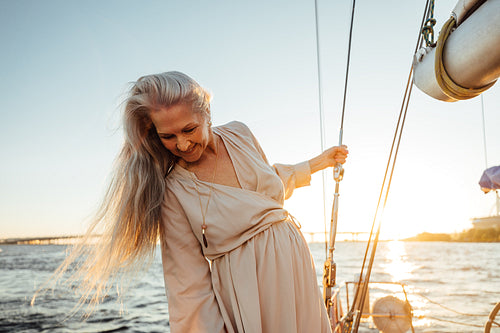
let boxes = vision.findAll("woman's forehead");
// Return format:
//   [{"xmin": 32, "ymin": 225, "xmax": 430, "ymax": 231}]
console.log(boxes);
[{"xmin": 151, "ymin": 104, "xmax": 204, "ymax": 133}]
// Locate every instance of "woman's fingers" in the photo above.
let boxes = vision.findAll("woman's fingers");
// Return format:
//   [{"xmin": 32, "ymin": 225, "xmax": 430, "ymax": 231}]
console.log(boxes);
[{"xmin": 329, "ymin": 145, "xmax": 348, "ymax": 165}]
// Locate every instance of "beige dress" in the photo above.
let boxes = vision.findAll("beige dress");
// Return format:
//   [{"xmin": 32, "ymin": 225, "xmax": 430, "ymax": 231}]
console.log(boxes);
[{"xmin": 160, "ymin": 121, "xmax": 331, "ymax": 333}]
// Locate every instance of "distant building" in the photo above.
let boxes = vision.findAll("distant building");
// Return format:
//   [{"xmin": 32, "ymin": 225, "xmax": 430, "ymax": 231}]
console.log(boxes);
[{"xmin": 471, "ymin": 216, "xmax": 500, "ymax": 230}]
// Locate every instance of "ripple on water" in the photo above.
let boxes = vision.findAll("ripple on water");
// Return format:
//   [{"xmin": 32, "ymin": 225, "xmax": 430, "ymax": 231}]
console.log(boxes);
[{"xmin": 1, "ymin": 243, "xmax": 499, "ymax": 332}]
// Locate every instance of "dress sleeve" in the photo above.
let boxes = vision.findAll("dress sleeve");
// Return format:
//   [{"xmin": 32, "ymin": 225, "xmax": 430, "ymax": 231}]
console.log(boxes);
[
  {"xmin": 240, "ymin": 122, "xmax": 312, "ymax": 200},
  {"xmin": 160, "ymin": 190, "xmax": 225, "ymax": 333},
  {"xmin": 273, "ymin": 161, "xmax": 311, "ymax": 200}
]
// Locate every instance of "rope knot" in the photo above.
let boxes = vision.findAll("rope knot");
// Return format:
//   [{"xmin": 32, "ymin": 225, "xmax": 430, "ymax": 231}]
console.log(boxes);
[{"xmin": 422, "ymin": 18, "xmax": 437, "ymax": 47}]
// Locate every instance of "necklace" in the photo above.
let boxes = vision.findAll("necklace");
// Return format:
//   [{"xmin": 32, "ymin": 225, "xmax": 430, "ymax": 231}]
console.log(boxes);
[{"xmin": 190, "ymin": 135, "xmax": 220, "ymax": 248}]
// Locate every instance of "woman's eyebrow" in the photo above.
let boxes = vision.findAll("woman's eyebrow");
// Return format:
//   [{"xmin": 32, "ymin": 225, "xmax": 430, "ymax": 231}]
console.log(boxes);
[{"xmin": 157, "ymin": 123, "xmax": 198, "ymax": 136}]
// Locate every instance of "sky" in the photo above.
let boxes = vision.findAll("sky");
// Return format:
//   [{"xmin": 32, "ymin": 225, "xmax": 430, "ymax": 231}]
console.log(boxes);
[{"xmin": 1, "ymin": 0, "xmax": 499, "ymax": 240}]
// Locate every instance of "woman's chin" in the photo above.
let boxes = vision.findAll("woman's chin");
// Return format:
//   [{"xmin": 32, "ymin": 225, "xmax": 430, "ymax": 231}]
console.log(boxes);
[{"xmin": 179, "ymin": 148, "xmax": 202, "ymax": 164}]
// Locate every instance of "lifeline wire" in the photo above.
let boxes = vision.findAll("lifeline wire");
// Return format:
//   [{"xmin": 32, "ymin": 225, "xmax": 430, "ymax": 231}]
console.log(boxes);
[
  {"xmin": 416, "ymin": 293, "xmax": 486, "ymax": 317},
  {"xmin": 350, "ymin": 1, "xmax": 432, "ymax": 331},
  {"xmin": 424, "ymin": 316, "xmax": 484, "ymax": 328}
]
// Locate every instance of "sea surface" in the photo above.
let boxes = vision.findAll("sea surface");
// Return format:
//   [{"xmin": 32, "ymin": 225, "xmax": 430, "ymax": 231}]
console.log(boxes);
[{"xmin": 0, "ymin": 241, "xmax": 499, "ymax": 332}]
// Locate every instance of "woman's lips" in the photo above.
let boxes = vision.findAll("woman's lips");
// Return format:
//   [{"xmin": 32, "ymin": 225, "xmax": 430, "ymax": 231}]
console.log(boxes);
[{"xmin": 179, "ymin": 144, "xmax": 196, "ymax": 155}]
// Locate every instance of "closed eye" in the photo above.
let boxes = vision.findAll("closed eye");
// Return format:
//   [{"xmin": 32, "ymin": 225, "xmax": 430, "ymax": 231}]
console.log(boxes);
[{"xmin": 183, "ymin": 127, "xmax": 197, "ymax": 133}]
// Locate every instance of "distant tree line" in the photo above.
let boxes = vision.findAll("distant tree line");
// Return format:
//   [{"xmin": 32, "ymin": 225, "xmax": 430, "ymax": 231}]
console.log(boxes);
[
  {"xmin": 406, "ymin": 228, "xmax": 500, "ymax": 242},
  {"xmin": 453, "ymin": 227, "xmax": 500, "ymax": 242}
]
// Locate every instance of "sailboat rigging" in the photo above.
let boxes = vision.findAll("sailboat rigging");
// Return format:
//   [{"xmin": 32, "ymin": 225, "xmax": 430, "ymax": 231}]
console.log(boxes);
[
  {"xmin": 314, "ymin": 0, "xmax": 431, "ymax": 330},
  {"xmin": 315, "ymin": 0, "xmax": 500, "ymax": 331},
  {"xmin": 316, "ymin": 0, "xmax": 353, "ymax": 319}
]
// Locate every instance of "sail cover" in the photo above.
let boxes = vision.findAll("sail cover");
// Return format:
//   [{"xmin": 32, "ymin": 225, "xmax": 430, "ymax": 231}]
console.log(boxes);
[{"xmin": 479, "ymin": 166, "xmax": 500, "ymax": 192}]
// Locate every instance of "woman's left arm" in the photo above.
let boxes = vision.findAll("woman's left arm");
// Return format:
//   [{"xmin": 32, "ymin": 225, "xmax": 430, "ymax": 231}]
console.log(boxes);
[{"xmin": 239, "ymin": 121, "xmax": 349, "ymax": 198}]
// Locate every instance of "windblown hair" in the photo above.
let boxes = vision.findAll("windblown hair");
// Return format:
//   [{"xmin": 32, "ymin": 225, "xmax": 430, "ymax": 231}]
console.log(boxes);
[{"xmin": 32, "ymin": 71, "xmax": 212, "ymax": 312}]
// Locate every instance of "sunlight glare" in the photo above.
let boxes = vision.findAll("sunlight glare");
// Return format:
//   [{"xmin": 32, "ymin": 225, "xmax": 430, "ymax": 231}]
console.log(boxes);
[{"xmin": 382, "ymin": 241, "xmax": 414, "ymax": 283}]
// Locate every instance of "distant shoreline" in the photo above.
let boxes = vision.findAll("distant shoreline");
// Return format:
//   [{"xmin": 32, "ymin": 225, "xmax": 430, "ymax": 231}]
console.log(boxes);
[
  {"xmin": 403, "ymin": 228, "xmax": 500, "ymax": 242},
  {"xmin": 2, "ymin": 228, "xmax": 500, "ymax": 245},
  {"xmin": 0, "ymin": 235, "xmax": 99, "ymax": 245}
]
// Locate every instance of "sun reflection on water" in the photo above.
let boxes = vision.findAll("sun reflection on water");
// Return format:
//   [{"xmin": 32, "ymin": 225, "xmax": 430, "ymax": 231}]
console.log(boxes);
[
  {"xmin": 382, "ymin": 241, "xmax": 414, "ymax": 282},
  {"xmin": 380, "ymin": 241, "xmax": 431, "ymax": 328}
]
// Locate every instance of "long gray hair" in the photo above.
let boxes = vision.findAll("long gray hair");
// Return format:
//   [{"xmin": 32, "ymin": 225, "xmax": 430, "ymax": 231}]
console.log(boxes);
[{"xmin": 32, "ymin": 71, "xmax": 211, "ymax": 312}]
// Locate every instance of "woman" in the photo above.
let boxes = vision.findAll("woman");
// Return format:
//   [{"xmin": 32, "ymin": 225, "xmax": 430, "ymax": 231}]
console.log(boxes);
[{"xmin": 41, "ymin": 71, "xmax": 348, "ymax": 332}]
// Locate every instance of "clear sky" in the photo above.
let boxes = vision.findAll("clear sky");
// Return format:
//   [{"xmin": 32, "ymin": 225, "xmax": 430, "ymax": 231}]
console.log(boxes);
[{"xmin": 1, "ymin": 0, "xmax": 499, "ymax": 240}]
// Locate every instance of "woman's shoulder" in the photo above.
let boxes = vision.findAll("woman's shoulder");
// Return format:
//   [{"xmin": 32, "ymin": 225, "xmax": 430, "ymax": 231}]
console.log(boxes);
[
  {"xmin": 216, "ymin": 120, "xmax": 252, "ymax": 135},
  {"xmin": 215, "ymin": 121, "xmax": 265, "ymax": 158},
  {"xmin": 215, "ymin": 120, "xmax": 256, "ymax": 142}
]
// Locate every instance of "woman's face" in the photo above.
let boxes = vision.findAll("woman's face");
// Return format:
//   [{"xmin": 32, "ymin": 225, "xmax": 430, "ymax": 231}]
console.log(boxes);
[{"xmin": 150, "ymin": 103, "xmax": 211, "ymax": 164}]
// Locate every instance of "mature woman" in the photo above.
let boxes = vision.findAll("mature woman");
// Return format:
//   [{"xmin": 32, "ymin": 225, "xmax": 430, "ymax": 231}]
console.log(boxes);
[{"xmin": 44, "ymin": 71, "xmax": 348, "ymax": 333}]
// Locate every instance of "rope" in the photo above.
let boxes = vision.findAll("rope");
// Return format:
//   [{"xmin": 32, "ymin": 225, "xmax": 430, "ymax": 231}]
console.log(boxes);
[
  {"xmin": 434, "ymin": 16, "xmax": 497, "ymax": 100},
  {"xmin": 424, "ymin": 316, "xmax": 485, "ymax": 328},
  {"xmin": 349, "ymin": 1, "xmax": 432, "ymax": 331},
  {"xmin": 421, "ymin": 0, "xmax": 436, "ymax": 47},
  {"xmin": 415, "ymin": 293, "xmax": 486, "ymax": 317}
]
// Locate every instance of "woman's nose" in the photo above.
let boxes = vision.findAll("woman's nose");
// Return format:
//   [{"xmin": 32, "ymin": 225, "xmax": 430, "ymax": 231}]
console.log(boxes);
[{"xmin": 176, "ymin": 137, "xmax": 191, "ymax": 151}]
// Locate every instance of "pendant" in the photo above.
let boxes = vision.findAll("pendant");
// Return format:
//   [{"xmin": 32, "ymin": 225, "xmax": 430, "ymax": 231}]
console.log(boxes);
[
  {"xmin": 202, "ymin": 225, "xmax": 208, "ymax": 248},
  {"xmin": 202, "ymin": 233, "xmax": 208, "ymax": 248}
]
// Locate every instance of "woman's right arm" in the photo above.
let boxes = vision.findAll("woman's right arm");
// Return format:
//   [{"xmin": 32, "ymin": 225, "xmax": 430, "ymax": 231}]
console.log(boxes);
[{"xmin": 160, "ymin": 190, "xmax": 226, "ymax": 333}]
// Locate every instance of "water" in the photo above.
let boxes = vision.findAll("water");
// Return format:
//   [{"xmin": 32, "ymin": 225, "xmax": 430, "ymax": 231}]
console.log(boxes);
[{"xmin": 1, "ymin": 242, "xmax": 499, "ymax": 332}]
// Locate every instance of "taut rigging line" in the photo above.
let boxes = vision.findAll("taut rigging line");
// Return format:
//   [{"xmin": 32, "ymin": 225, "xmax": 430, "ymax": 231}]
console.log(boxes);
[{"xmin": 317, "ymin": 0, "xmax": 356, "ymax": 318}]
